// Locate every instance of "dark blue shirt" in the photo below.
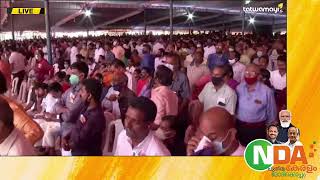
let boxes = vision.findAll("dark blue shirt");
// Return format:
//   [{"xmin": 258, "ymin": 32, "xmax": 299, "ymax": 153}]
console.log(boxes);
[
  {"xmin": 276, "ymin": 124, "xmax": 295, "ymax": 143},
  {"xmin": 140, "ymin": 53, "xmax": 155, "ymax": 72},
  {"xmin": 70, "ymin": 104, "xmax": 106, "ymax": 156},
  {"xmin": 207, "ymin": 53, "xmax": 228, "ymax": 70}
]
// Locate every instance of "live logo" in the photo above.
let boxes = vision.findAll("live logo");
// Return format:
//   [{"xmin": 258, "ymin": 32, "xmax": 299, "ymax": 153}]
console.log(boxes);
[{"xmin": 18, "ymin": 8, "xmax": 33, "ymax": 14}]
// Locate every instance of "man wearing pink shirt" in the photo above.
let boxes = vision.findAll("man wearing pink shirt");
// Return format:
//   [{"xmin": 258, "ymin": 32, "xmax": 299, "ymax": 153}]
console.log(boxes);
[
  {"xmin": 187, "ymin": 107, "xmax": 245, "ymax": 156},
  {"xmin": 151, "ymin": 65, "xmax": 178, "ymax": 127}
]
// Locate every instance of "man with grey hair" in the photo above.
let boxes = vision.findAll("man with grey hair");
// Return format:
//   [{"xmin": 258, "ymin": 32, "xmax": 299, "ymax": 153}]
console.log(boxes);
[
  {"xmin": 236, "ymin": 63, "xmax": 277, "ymax": 146},
  {"xmin": 277, "ymin": 110, "xmax": 295, "ymax": 143}
]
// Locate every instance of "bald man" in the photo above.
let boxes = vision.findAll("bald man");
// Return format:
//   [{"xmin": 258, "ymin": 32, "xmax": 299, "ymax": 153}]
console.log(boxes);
[
  {"xmin": 187, "ymin": 107, "xmax": 245, "ymax": 156},
  {"xmin": 285, "ymin": 127, "xmax": 302, "ymax": 149},
  {"xmin": 236, "ymin": 63, "xmax": 277, "ymax": 146}
]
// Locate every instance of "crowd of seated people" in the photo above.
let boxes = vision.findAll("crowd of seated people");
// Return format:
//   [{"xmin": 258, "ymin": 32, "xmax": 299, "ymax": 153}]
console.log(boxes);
[{"xmin": 0, "ymin": 31, "xmax": 288, "ymax": 156}]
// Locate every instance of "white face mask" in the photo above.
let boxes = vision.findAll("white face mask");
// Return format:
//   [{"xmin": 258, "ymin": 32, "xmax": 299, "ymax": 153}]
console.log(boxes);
[
  {"xmin": 155, "ymin": 128, "xmax": 175, "ymax": 140},
  {"xmin": 35, "ymin": 54, "xmax": 39, "ymax": 60},
  {"xmin": 280, "ymin": 120, "xmax": 291, "ymax": 128},
  {"xmin": 195, "ymin": 136, "xmax": 226, "ymax": 155},
  {"xmin": 164, "ymin": 63, "xmax": 174, "ymax": 71},
  {"xmin": 228, "ymin": 59, "xmax": 236, "ymax": 64},
  {"xmin": 257, "ymin": 51, "xmax": 263, "ymax": 57}
]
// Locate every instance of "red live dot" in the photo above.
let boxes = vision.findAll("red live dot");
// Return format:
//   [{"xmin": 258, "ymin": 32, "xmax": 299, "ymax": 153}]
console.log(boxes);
[{"xmin": 310, "ymin": 144, "xmax": 314, "ymax": 149}]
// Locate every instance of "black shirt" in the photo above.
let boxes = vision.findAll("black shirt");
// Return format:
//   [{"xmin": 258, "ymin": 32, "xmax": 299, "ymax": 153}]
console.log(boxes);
[
  {"xmin": 276, "ymin": 124, "xmax": 295, "ymax": 143},
  {"xmin": 70, "ymin": 105, "xmax": 106, "ymax": 156}
]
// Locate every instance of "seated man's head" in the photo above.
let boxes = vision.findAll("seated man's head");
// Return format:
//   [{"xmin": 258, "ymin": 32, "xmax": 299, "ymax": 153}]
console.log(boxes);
[
  {"xmin": 288, "ymin": 127, "xmax": 299, "ymax": 144},
  {"xmin": 267, "ymin": 124, "xmax": 278, "ymax": 142},
  {"xmin": 48, "ymin": 82, "xmax": 62, "ymax": 99},
  {"xmin": 54, "ymin": 71, "xmax": 66, "ymax": 83},
  {"xmin": 94, "ymin": 73, "xmax": 103, "ymax": 84},
  {"xmin": 155, "ymin": 115, "xmax": 179, "ymax": 142},
  {"xmin": 124, "ymin": 97, "xmax": 157, "ymax": 143},
  {"xmin": 258, "ymin": 56, "xmax": 269, "ymax": 69},
  {"xmin": 133, "ymin": 69, "xmax": 141, "ymax": 80},
  {"xmin": 140, "ymin": 67, "xmax": 152, "ymax": 80},
  {"xmin": 69, "ymin": 61, "xmax": 89, "ymax": 86},
  {"xmin": 198, "ymin": 107, "xmax": 237, "ymax": 155},
  {"xmin": 112, "ymin": 72, "xmax": 128, "ymax": 92},
  {"xmin": 34, "ymin": 82, "xmax": 48, "ymax": 98},
  {"xmin": 0, "ymin": 98, "xmax": 14, "ymax": 143},
  {"xmin": 110, "ymin": 60, "xmax": 126, "ymax": 74},
  {"xmin": 80, "ymin": 79, "xmax": 102, "ymax": 105},
  {"xmin": 279, "ymin": 110, "xmax": 292, "ymax": 128}
]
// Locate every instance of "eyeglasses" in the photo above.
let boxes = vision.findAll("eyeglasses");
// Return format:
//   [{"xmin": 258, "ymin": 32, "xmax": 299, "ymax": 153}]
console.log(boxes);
[{"xmin": 244, "ymin": 71, "xmax": 257, "ymax": 76}]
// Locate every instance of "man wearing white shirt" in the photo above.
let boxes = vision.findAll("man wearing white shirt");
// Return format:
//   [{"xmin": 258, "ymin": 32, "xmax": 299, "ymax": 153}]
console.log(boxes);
[
  {"xmin": 9, "ymin": 46, "xmax": 26, "ymax": 90},
  {"xmin": 153, "ymin": 40, "xmax": 165, "ymax": 55},
  {"xmin": 204, "ymin": 39, "xmax": 216, "ymax": 61},
  {"xmin": 285, "ymin": 127, "xmax": 302, "ymax": 154},
  {"xmin": 135, "ymin": 39, "xmax": 144, "ymax": 56},
  {"xmin": 94, "ymin": 42, "xmax": 105, "ymax": 63},
  {"xmin": 228, "ymin": 48, "xmax": 245, "ymax": 83},
  {"xmin": 0, "ymin": 98, "xmax": 35, "ymax": 156},
  {"xmin": 270, "ymin": 54, "xmax": 286, "ymax": 90},
  {"xmin": 70, "ymin": 42, "xmax": 79, "ymax": 64},
  {"xmin": 115, "ymin": 97, "xmax": 170, "ymax": 156}
]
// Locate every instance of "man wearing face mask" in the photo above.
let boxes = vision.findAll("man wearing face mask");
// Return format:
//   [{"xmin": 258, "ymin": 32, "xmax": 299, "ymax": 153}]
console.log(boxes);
[
  {"xmin": 198, "ymin": 65, "xmax": 237, "ymax": 115},
  {"xmin": 62, "ymin": 79, "xmax": 105, "ymax": 155},
  {"xmin": 236, "ymin": 63, "xmax": 277, "ymax": 146},
  {"xmin": 252, "ymin": 45, "xmax": 265, "ymax": 65},
  {"xmin": 115, "ymin": 97, "xmax": 170, "ymax": 156},
  {"xmin": 187, "ymin": 107, "xmax": 245, "ymax": 156},
  {"xmin": 102, "ymin": 72, "xmax": 136, "ymax": 120},
  {"xmin": 277, "ymin": 110, "xmax": 295, "ymax": 143},
  {"xmin": 166, "ymin": 53, "xmax": 191, "ymax": 116},
  {"xmin": 207, "ymin": 42, "xmax": 228, "ymax": 71},
  {"xmin": 228, "ymin": 47, "xmax": 245, "ymax": 83},
  {"xmin": 53, "ymin": 61, "xmax": 89, "ymax": 140},
  {"xmin": 155, "ymin": 115, "xmax": 186, "ymax": 156},
  {"xmin": 94, "ymin": 41, "xmax": 105, "ymax": 63}
]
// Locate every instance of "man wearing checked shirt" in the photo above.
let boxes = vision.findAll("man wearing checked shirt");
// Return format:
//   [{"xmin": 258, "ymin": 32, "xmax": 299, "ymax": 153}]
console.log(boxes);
[{"xmin": 236, "ymin": 63, "xmax": 277, "ymax": 146}]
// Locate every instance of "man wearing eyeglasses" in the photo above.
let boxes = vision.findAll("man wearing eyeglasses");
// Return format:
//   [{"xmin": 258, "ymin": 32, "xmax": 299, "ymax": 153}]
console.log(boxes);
[{"xmin": 236, "ymin": 63, "xmax": 277, "ymax": 146}]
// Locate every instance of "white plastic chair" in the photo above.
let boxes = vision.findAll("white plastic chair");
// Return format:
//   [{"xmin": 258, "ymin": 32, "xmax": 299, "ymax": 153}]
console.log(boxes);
[
  {"xmin": 17, "ymin": 81, "xmax": 28, "ymax": 103},
  {"xmin": 102, "ymin": 119, "xmax": 124, "ymax": 156},
  {"xmin": 11, "ymin": 77, "xmax": 19, "ymax": 96},
  {"xmin": 26, "ymin": 86, "xmax": 34, "ymax": 105}
]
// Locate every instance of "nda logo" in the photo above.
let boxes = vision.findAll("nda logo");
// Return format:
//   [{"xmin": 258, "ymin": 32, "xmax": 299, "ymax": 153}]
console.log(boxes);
[{"xmin": 244, "ymin": 139, "xmax": 307, "ymax": 171}]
